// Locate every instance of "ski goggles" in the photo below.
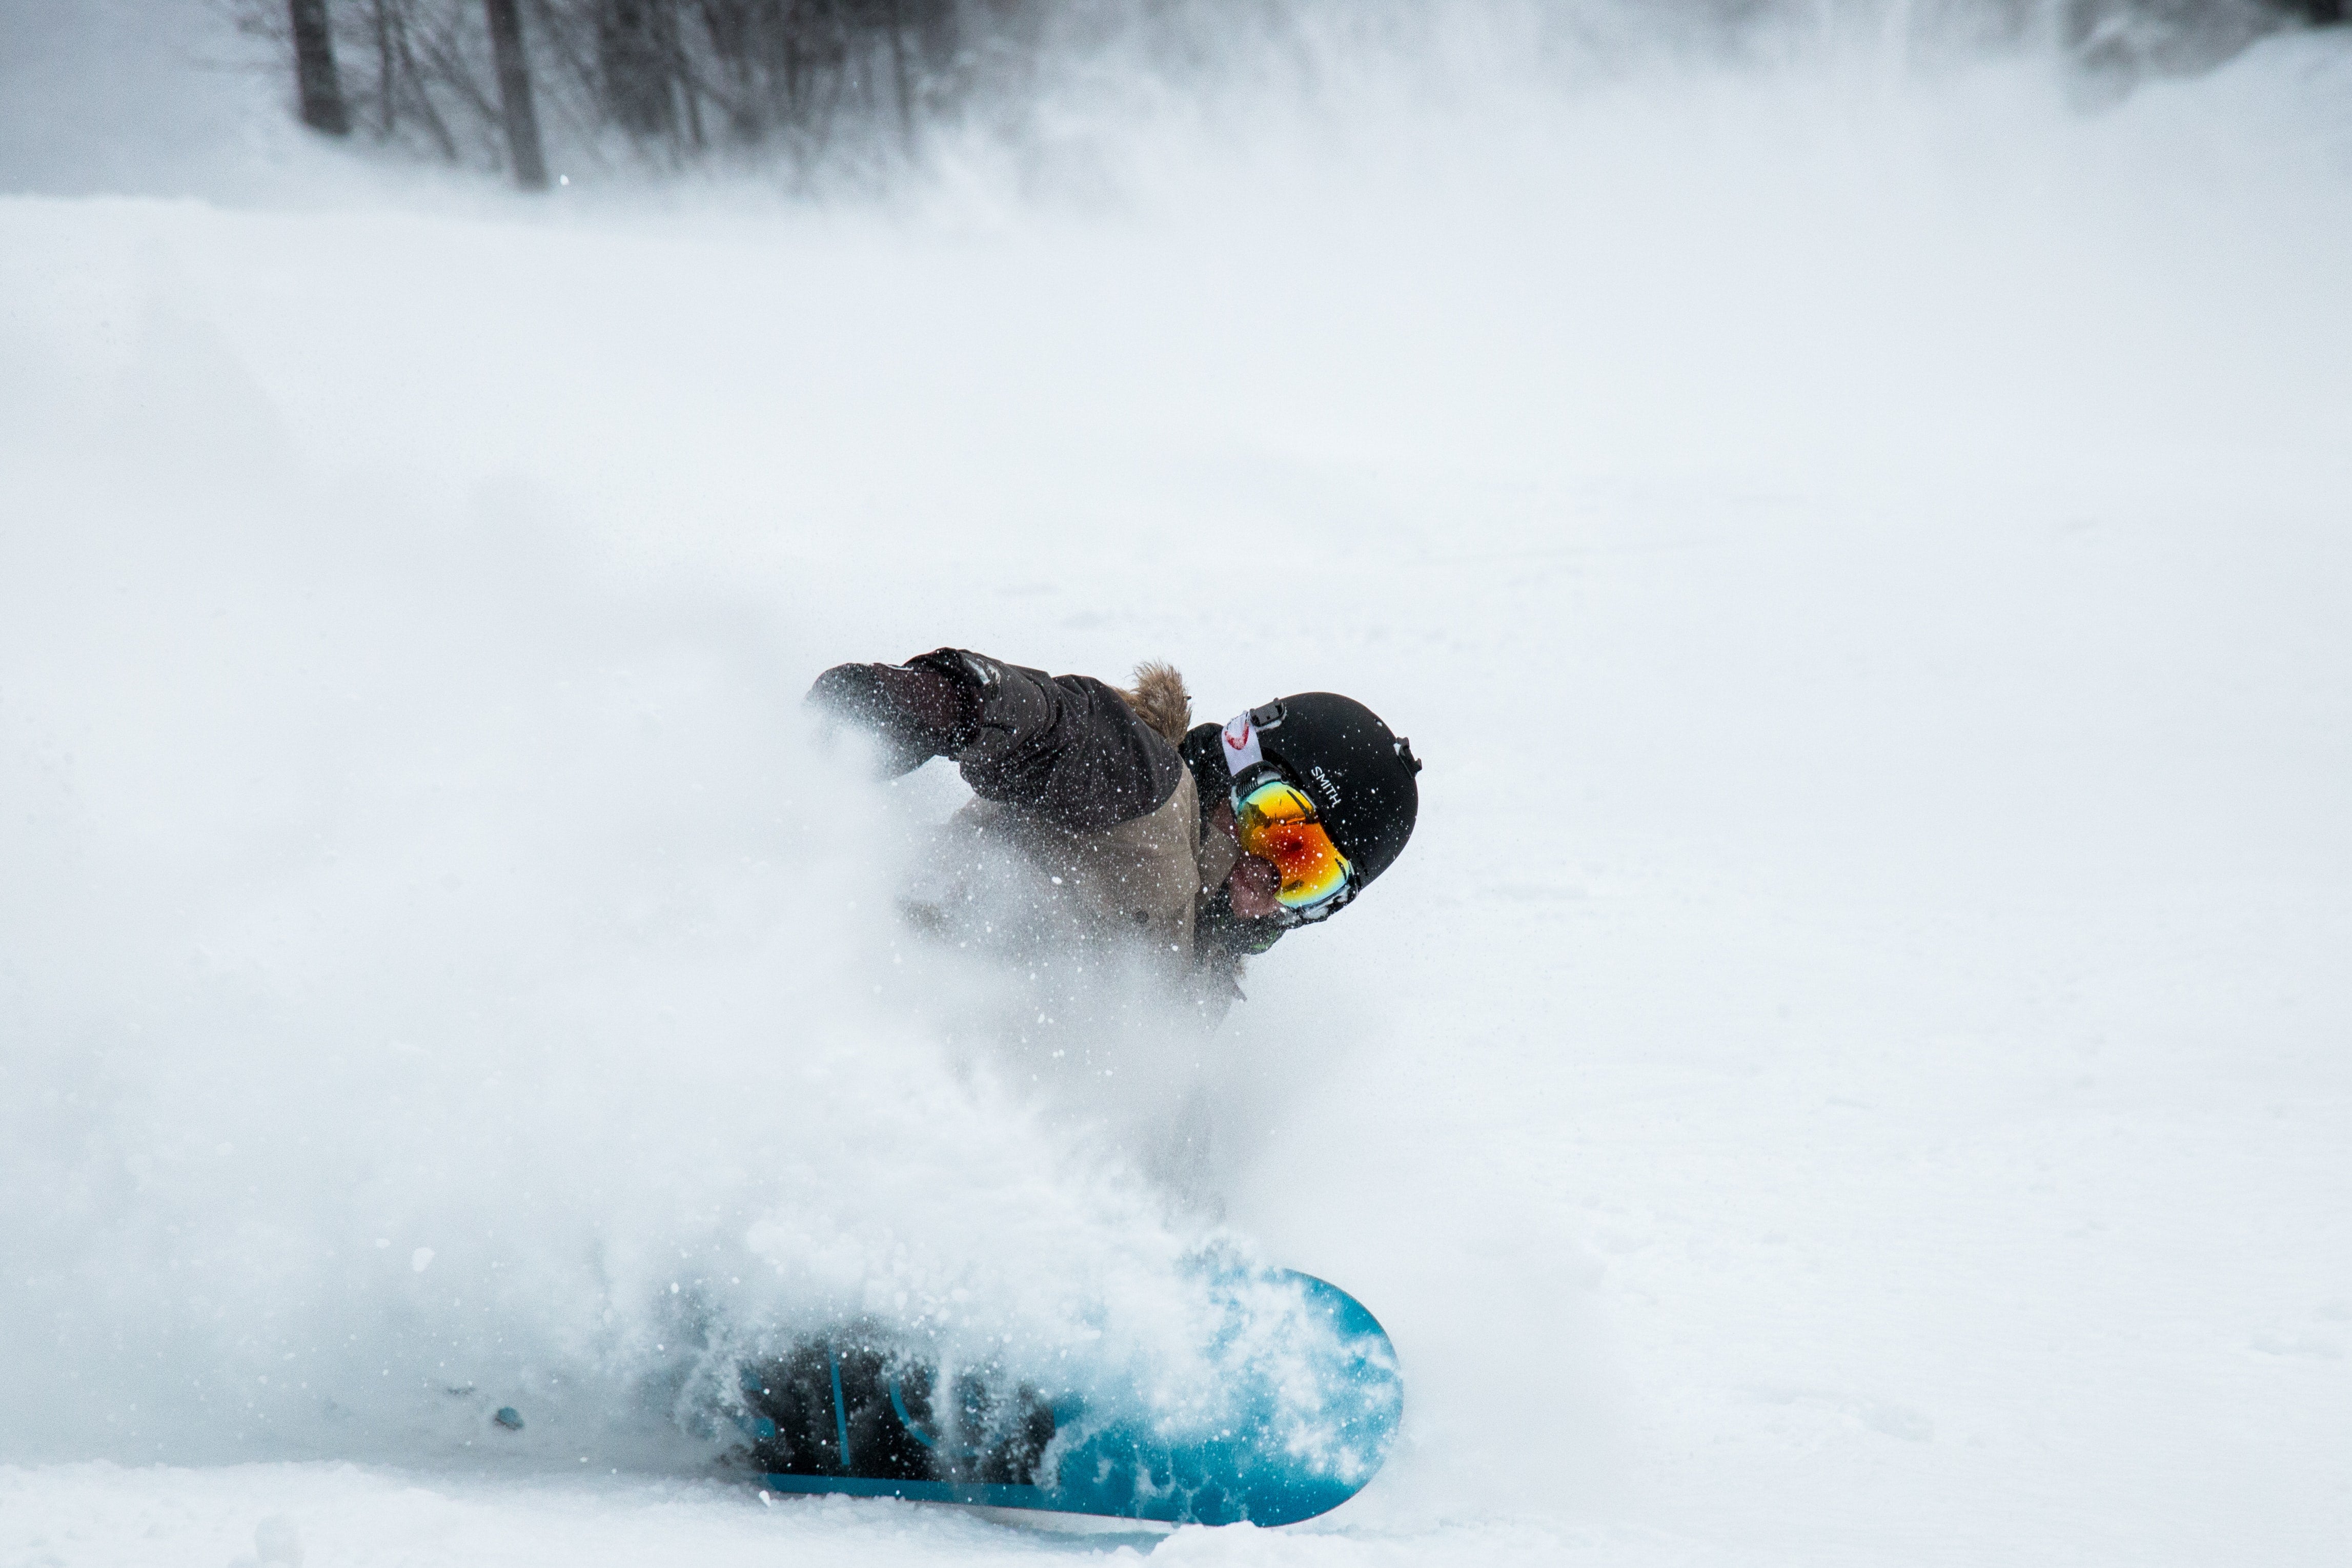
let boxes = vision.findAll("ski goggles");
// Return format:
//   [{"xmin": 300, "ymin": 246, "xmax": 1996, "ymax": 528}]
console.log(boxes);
[{"xmin": 1232, "ymin": 772, "xmax": 1356, "ymax": 917}]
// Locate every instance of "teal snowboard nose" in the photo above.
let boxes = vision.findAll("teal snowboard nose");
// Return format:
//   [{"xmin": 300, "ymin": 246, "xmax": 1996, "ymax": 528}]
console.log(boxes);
[{"xmin": 745, "ymin": 1269, "xmax": 1403, "ymax": 1526}]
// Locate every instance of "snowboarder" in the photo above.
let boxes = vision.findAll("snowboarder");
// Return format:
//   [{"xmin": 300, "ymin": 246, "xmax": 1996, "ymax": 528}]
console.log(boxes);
[{"xmin": 806, "ymin": 649, "xmax": 1420, "ymax": 1011}]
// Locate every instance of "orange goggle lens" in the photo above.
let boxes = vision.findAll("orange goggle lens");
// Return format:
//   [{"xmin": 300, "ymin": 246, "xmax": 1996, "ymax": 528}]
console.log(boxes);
[{"xmin": 1234, "ymin": 778, "xmax": 1354, "ymax": 912}]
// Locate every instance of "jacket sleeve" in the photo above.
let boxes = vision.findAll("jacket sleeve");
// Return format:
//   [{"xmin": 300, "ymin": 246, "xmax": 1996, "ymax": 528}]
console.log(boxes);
[{"xmin": 910, "ymin": 649, "xmax": 1187, "ymax": 832}]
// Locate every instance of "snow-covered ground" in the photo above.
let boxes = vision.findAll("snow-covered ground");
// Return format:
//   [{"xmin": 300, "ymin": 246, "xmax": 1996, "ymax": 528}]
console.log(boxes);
[{"xmin": 5, "ymin": 5, "xmax": 2350, "ymax": 1565}]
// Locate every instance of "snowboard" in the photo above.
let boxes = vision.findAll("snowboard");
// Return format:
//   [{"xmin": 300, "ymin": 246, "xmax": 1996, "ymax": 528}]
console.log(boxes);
[{"xmin": 740, "ymin": 1268, "xmax": 1402, "ymax": 1526}]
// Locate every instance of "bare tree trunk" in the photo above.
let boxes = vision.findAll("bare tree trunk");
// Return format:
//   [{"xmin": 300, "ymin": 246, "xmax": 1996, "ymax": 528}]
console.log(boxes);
[
  {"xmin": 886, "ymin": 0, "xmax": 914, "ymax": 154},
  {"xmin": 372, "ymin": 0, "xmax": 397, "ymax": 137},
  {"xmin": 391, "ymin": 15, "xmax": 460, "ymax": 161},
  {"xmin": 288, "ymin": 0, "xmax": 352, "ymax": 135},
  {"xmin": 484, "ymin": 0, "xmax": 551, "ymax": 188},
  {"xmin": 600, "ymin": 0, "xmax": 678, "ymax": 138},
  {"xmin": 674, "ymin": 13, "xmax": 706, "ymax": 151}
]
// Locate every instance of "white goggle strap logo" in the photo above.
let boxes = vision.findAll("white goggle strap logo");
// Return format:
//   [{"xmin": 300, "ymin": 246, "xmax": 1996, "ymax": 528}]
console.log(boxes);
[{"xmin": 1220, "ymin": 710, "xmax": 1264, "ymax": 776}]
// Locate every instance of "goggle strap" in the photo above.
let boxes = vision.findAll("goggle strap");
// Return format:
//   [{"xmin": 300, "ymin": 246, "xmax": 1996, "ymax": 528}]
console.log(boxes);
[{"xmin": 1219, "ymin": 709, "xmax": 1266, "ymax": 776}]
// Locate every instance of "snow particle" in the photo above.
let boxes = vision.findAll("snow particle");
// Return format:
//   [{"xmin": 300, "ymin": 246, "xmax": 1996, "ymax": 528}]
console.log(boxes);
[{"xmin": 411, "ymin": 1248, "xmax": 435, "ymax": 1273}]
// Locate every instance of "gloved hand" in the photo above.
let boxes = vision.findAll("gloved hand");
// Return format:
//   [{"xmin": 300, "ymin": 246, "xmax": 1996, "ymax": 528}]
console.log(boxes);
[{"xmin": 806, "ymin": 660, "xmax": 977, "ymax": 776}]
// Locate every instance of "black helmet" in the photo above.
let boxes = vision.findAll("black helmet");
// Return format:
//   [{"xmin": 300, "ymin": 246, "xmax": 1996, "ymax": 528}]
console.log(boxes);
[{"xmin": 1183, "ymin": 693, "xmax": 1422, "ymax": 919}]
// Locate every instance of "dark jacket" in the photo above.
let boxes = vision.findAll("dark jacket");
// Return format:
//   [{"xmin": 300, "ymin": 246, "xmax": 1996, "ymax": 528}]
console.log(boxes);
[
  {"xmin": 900, "ymin": 650, "xmax": 1250, "ymax": 998},
  {"xmin": 924, "ymin": 650, "xmax": 1190, "ymax": 832}
]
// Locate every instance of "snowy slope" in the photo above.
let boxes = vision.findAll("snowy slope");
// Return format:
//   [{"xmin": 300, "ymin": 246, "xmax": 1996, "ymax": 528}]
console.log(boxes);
[{"xmin": 5, "ymin": 7, "xmax": 2351, "ymax": 1566}]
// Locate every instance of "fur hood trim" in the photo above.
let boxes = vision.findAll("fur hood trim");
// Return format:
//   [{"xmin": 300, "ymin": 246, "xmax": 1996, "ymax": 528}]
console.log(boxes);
[{"xmin": 1119, "ymin": 662, "xmax": 1193, "ymax": 746}]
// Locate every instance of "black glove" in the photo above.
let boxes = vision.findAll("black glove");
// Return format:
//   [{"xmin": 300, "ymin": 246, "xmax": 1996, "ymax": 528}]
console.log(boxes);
[{"xmin": 806, "ymin": 660, "xmax": 978, "ymax": 776}]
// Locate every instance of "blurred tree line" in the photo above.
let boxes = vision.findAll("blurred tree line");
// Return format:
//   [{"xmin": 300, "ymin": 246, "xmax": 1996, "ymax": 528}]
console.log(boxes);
[
  {"xmin": 251, "ymin": 0, "xmax": 1004, "ymax": 186},
  {"xmin": 254, "ymin": 1, "xmax": 2347, "ymax": 190}
]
